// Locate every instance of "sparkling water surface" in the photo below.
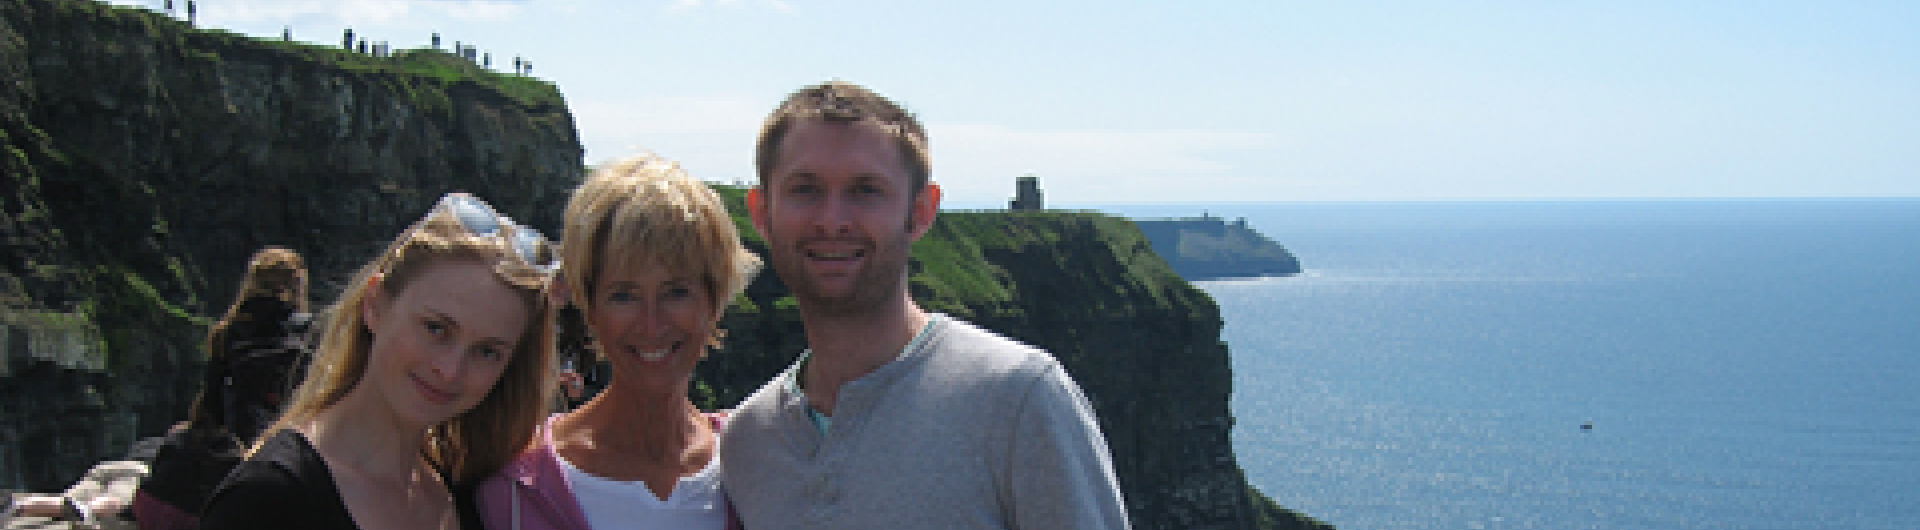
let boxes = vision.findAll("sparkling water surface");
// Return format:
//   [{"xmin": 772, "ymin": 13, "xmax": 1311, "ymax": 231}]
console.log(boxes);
[{"xmin": 1100, "ymin": 200, "xmax": 1920, "ymax": 530}]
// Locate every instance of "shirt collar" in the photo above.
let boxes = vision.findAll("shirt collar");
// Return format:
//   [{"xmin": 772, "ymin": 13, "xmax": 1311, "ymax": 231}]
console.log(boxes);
[{"xmin": 786, "ymin": 314, "xmax": 945, "ymax": 432}]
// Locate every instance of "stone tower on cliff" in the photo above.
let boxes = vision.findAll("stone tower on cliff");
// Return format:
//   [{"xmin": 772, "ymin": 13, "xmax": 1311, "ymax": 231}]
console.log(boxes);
[{"xmin": 1008, "ymin": 174, "xmax": 1044, "ymax": 211}]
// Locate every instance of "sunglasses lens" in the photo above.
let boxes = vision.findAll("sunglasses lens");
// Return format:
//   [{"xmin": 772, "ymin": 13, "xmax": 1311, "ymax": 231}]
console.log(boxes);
[
  {"xmin": 434, "ymin": 193, "xmax": 556, "ymax": 273},
  {"xmin": 449, "ymin": 195, "xmax": 504, "ymax": 237},
  {"xmin": 512, "ymin": 231, "xmax": 545, "ymax": 267}
]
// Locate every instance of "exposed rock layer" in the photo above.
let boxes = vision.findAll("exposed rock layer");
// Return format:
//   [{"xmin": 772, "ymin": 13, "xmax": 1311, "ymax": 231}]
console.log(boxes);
[{"xmin": 1, "ymin": 0, "xmax": 580, "ymax": 491}]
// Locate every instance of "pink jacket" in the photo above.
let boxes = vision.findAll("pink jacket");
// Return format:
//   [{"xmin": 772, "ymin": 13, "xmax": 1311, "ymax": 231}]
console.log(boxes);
[
  {"xmin": 473, "ymin": 414, "xmax": 739, "ymax": 530},
  {"xmin": 132, "ymin": 491, "xmax": 197, "ymax": 530}
]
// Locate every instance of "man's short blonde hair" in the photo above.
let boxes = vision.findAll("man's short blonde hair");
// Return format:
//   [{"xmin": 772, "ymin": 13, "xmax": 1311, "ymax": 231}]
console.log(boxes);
[
  {"xmin": 756, "ymin": 81, "xmax": 930, "ymax": 194},
  {"xmin": 562, "ymin": 154, "xmax": 761, "ymax": 334}
]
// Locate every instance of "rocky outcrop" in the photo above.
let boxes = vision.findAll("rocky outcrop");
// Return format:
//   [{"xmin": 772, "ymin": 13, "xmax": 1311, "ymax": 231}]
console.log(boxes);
[
  {"xmin": 1, "ymin": 0, "xmax": 580, "ymax": 492},
  {"xmin": 703, "ymin": 198, "xmax": 1329, "ymax": 530},
  {"xmin": 1136, "ymin": 216, "xmax": 1302, "ymax": 280}
]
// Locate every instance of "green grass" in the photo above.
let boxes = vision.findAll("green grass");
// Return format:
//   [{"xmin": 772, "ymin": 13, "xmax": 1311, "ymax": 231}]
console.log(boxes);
[
  {"xmin": 705, "ymin": 183, "xmax": 1193, "ymax": 319},
  {"xmin": 0, "ymin": 308, "xmax": 110, "ymax": 370},
  {"xmin": 40, "ymin": 0, "xmax": 563, "ymax": 110}
]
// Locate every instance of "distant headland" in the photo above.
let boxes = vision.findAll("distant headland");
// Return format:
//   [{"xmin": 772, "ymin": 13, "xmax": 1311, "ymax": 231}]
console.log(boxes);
[
  {"xmin": 1006, "ymin": 176, "xmax": 1304, "ymax": 281},
  {"xmin": 1134, "ymin": 215, "xmax": 1303, "ymax": 280}
]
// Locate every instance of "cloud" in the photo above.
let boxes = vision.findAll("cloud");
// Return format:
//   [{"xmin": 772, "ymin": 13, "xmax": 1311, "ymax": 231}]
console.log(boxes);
[
  {"xmin": 574, "ymin": 95, "xmax": 768, "ymax": 136},
  {"xmin": 930, "ymin": 123, "xmax": 1286, "ymax": 204},
  {"xmin": 669, "ymin": 0, "xmax": 792, "ymax": 13},
  {"xmin": 572, "ymin": 104, "xmax": 1290, "ymax": 202},
  {"xmin": 571, "ymin": 95, "xmax": 769, "ymax": 179}
]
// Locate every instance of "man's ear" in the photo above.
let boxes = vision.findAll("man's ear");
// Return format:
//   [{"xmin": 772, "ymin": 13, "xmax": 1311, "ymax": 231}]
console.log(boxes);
[
  {"xmin": 359, "ymin": 274, "xmax": 387, "ymax": 331},
  {"xmin": 748, "ymin": 186, "xmax": 770, "ymax": 240},
  {"xmin": 908, "ymin": 183, "xmax": 942, "ymax": 241}
]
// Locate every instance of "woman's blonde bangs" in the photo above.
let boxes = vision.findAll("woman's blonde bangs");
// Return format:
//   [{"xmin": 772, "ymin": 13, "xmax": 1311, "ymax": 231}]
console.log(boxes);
[{"xmin": 565, "ymin": 155, "xmax": 759, "ymax": 314}]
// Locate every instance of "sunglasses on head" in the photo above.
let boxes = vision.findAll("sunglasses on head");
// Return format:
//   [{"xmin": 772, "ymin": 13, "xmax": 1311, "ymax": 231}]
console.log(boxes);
[{"xmin": 430, "ymin": 192, "xmax": 559, "ymax": 274}]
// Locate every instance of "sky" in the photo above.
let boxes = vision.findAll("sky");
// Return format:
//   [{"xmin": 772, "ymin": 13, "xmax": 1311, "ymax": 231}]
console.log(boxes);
[{"xmin": 107, "ymin": 0, "xmax": 1919, "ymax": 204}]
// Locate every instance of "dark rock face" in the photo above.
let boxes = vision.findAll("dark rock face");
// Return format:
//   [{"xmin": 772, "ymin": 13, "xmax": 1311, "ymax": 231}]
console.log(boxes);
[
  {"xmin": 1, "ymin": 0, "xmax": 580, "ymax": 492},
  {"xmin": 0, "ymin": 356, "xmax": 140, "ymax": 493},
  {"xmin": 1136, "ymin": 217, "xmax": 1303, "ymax": 280},
  {"xmin": 966, "ymin": 217, "xmax": 1246, "ymax": 530}
]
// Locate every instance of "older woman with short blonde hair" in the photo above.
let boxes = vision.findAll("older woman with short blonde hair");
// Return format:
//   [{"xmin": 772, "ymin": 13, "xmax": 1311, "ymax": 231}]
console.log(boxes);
[{"xmin": 475, "ymin": 153, "xmax": 759, "ymax": 530}]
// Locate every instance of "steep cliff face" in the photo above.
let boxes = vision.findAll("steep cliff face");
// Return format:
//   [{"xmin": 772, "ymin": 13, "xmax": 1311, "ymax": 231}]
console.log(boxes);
[
  {"xmin": 1137, "ymin": 217, "xmax": 1302, "ymax": 280},
  {"xmin": 703, "ymin": 193, "xmax": 1329, "ymax": 530},
  {"xmin": 1, "ymin": 0, "xmax": 581, "ymax": 491}
]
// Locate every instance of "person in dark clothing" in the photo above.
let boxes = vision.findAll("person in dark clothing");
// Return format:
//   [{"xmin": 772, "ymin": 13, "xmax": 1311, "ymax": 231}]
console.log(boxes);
[
  {"xmin": 205, "ymin": 247, "xmax": 314, "ymax": 443},
  {"xmin": 132, "ymin": 246, "xmax": 312, "ymax": 530}
]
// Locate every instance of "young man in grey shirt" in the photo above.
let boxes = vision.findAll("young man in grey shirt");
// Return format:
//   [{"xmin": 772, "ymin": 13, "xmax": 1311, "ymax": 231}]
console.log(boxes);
[{"xmin": 720, "ymin": 81, "xmax": 1130, "ymax": 530}]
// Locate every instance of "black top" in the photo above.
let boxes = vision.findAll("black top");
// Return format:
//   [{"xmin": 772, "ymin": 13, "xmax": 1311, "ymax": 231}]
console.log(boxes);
[
  {"xmin": 137, "ymin": 425, "xmax": 244, "ymax": 516},
  {"xmin": 200, "ymin": 429, "xmax": 482, "ymax": 530},
  {"xmin": 213, "ymin": 296, "xmax": 312, "ymax": 441}
]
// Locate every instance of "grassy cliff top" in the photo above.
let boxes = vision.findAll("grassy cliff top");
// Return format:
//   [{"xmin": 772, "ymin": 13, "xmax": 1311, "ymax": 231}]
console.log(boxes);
[
  {"xmin": 24, "ymin": 0, "xmax": 563, "ymax": 109},
  {"xmin": 707, "ymin": 185, "xmax": 1203, "ymax": 318}
]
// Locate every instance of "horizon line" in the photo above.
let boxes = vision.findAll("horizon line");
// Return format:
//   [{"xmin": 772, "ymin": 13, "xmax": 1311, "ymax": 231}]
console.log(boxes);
[{"xmin": 1030, "ymin": 196, "xmax": 1920, "ymax": 208}]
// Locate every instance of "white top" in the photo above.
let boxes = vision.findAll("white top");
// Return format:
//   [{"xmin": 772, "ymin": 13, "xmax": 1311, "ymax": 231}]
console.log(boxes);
[{"xmin": 557, "ymin": 443, "xmax": 727, "ymax": 530}]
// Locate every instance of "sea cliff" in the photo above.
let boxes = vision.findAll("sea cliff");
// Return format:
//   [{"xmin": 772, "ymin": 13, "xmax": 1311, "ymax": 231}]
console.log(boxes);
[
  {"xmin": 2, "ymin": 0, "xmax": 580, "ymax": 491},
  {"xmin": 703, "ymin": 201, "xmax": 1327, "ymax": 529},
  {"xmin": 1136, "ymin": 216, "xmax": 1302, "ymax": 280},
  {"xmin": 0, "ymin": 1, "xmax": 1326, "ymax": 528}
]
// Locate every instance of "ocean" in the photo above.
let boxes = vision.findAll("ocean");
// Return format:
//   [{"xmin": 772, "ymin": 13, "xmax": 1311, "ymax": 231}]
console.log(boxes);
[{"xmin": 1098, "ymin": 199, "xmax": 1920, "ymax": 530}]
